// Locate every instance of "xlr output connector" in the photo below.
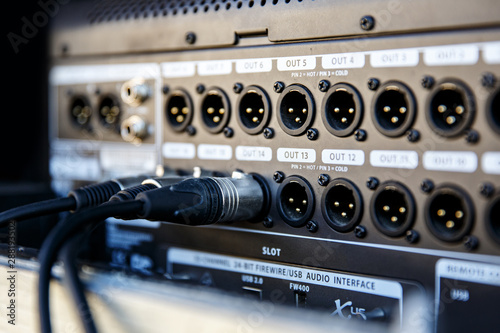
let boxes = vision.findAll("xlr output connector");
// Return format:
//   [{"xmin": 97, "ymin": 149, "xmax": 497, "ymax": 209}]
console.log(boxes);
[{"xmin": 136, "ymin": 172, "xmax": 270, "ymax": 225}]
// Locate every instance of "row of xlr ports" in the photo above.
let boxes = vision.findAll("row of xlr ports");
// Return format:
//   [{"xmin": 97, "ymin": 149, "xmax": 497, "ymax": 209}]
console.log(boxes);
[
  {"xmin": 68, "ymin": 79, "xmax": 151, "ymax": 143},
  {"xmin": 166, "ymin": 80, "xmax": 500, "ymax": 139},
  {"xmin": 275, "ymin": 175, "xmax": 500, "ymax": 247}
]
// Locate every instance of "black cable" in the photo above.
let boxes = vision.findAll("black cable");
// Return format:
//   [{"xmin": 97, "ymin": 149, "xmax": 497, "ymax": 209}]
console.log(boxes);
[
  {"xmin": 57, "ymin": 183, "xmax": 164, "ymax": 333},
  {"xmin": 38, "ymin": 200, "xmax": 144, "ymax": 333},
  {"xmin": 0, "ymin": 197, "xmax": 76, "ymax": 228},
  {"xmin": 0, "ymin": 176, "xmax": 149, "ymax": 228},
  {"xmin": 59, "ymin": 234, "xmax": 98, "ymax": 333},
  {"xmin": 38, "ymin": 173, "xmax": 269, "ymax": 332}
]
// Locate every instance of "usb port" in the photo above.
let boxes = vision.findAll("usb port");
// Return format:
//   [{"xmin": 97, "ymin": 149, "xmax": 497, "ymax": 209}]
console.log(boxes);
[{"xmin": 242, "ymin": 286, "xmax": 262, "ymax": 300}]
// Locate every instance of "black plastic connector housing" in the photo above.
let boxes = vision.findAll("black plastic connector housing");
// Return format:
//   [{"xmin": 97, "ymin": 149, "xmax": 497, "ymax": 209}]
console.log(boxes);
[
  {"xmin": 370, "ymin": 181, "xmax": 416, "ymax": 237},
  {"xmin": 136, "ymin": 173, "xmax": 268, "ymax": 225},
  {"xmin": 322, "ymin": 178, "xmax": 363, "ymax": 232},
  {"xmin": 322, "ymin": 83, "xmax": 363, "ymax": 137},
  {"xmin": 425, "ymin": 185, "xmax": 474, "ymax": 242},
  {"xmin": 276, "ymin": 176, "xmax": 315, "ymax": 227},
  {"xmin": 426, "ymin": 79, "xmax": 475, "ymax": 137}
]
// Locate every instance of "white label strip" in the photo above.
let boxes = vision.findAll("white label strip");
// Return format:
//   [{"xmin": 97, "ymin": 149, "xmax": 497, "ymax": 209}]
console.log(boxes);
[
  {"xmin": 235, "ymin": 58, "xmax": 273, "ymax": 73},
  {"xmin": 50, "ymin": 153, "xmax": 101, "ymax": 181},
  {"xmin": 197, "ymin": 60, "xmax": 232, "ymax": 76},
  {"xmin": 162, "ymin": 142, "xmax": 196, "ymax": 159},
  {"xmin": 168, "ymin": 248, "xmax": 403, "ymax": 299},
  {"xmin": 50, "ymin": 63, "xmax": 160, "ymax": 85},
  {"xmin": 483, "ymin": 42, "xmax": 500, "ymax": 64},
  {"xmin": 370, "ymin": 150, "xmax": 418, "ymax": 169},
  {"xmin": 423, "ymin": 151, "xmax": 477, "ymax": 173},
  {"xmin": 161, "ymin": 62, "xmax": 196, "ymax": 78},
  {"xmin": 370, "ymin": 48, "xmax": 419, "ymax": 67},
  {"xmin": 277, "ymin": 148, "xmax": 316, "ymax": 163},
  {"xmin": 235, "ymin": 146, "xmax": 272, "ymax": 161},
  {"xmin": 436, "ymin": 259, "xmax": 500, "ymax": 287},
  {"xmin": 322, "ymin": 149, "xmax": 365, "ymax": 166},
  {"xmin": 197, "ymin": 144, "xmax": 232, "ymax": 160},
  {"xmin": 277, "ymin": 56, "xmax": 316, "ymax": 71},
  {"xmin": 423, "ymin": 45, "xmax": 479, "ymax": 66},
  {"xmin": 322, "ymin": 52, "xmax": 365, "ymax": 69},
  {"xmin": 100, "ymin": 147, "xmax": 157, "ymax": 173},
  {"xmin": 482, "ymin": 152, "xmax": 500, "ymax": 175}
]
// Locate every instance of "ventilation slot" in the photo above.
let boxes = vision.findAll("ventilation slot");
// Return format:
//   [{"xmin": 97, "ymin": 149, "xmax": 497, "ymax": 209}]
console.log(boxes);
[{"xmin": 88, "ymin": 0, "xmax": 307, "ymax": 24}]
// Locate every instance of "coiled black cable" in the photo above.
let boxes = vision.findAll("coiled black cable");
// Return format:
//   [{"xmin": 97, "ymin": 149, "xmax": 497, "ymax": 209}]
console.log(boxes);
[{"xmin": 38, "ymin": 200, "xmax": 145, "ymax": 333}]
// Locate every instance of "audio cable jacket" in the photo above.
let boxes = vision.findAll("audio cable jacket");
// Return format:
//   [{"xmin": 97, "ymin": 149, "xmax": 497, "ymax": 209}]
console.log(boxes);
[
  {"xmin": 57, "ymin": 176, "xmax": 188, "ymax": 333},
  {"xmin": 0, "ymin": 176, "xmax": 151, "ymax": 228},
  {"xmin": 59, "ymin": 233, "xmax": 98, "ymax": 333},
  {"xmin": 39, "ymin": 200, "xmax": 144, "ymax": 333},
  {"xmin": 38, "ymin": 172, "xmax": 269, "ymax": 333}
]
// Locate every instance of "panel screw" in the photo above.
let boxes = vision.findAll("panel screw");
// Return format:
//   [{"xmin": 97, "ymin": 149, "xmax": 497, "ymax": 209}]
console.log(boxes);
[
  {"xmin": 420, "ymin": 179, "xmax": 434, "ymax": 193},
  {"xmin": 481, "ymin": 72, "xmax": 496, "ymax": 88},
  {"xmin": 196, "ymin": 84, "xmax": 205, "ymax": 94},
  {"xmin": 162, "ymin": 85, "xmax": 170, "ymax": 95},
  {"xmin": 367, "ymin": 78, "xmax": 380, "ymax": 90},
  {"xmin": 263, "ymin": 127, "xmax": 274, "ymax": 139},
  {"xmin": 233, "ymin": 83, "xmax": 244, "ymax": 94},
  {"xmin": 66, "ymin": 89, "xmax": 74, "ymax": 96},
  {"xmin": 354, "ymin": 226, "xmax": 367, "ymax": 238},
  {"xmin": 263, "ymin": 217, "xmax": 273, "ymax": 228},
  {"xmin": 306, "ymin": 128, "xmax": 319, "ymax": 140},
  {"xmin": 463, "ymin": 236, "xmax": 478, "ymax": 251},
  {"xmin": 273, "ymin": 81, "xmax": 285, "ymax": 93},
  {"xmin": 405, "ymin": 230, "xmax": 419, "ymax": 244},
  {"xmin": 223, "ymin": 127, "xmax": 234, "ymax": 138},
  {"xmin": 185, "ymin": 32, "xmax": 196, "ymax": 44},
  {"xmin": 366, "ymin": 177, "xmax": 379, "ymax": 190},
  {"xmin": 406, "ymin": 129, "xmax": 420, "ymax": 142},
  {"xmin": 273, "ymin": 171, "xmax": 285, "ymax": 183},
  {"xmin": 94, "ymin": 88, "xmax": 101, "ymax": 95},
  {"xmin": 318, "ymin": 174, "xmax": 330, "ymax": 186},
  {"xmin": 61, "ymin": 44, "xmax": 69, "ymax": 55},
  {"xmin": 186, "ymin": 125, "xmax": 196, "ymax": 136},
  {"xmin": 354, "ymin": 129, "xmax": 367, "ymax": 141},
  {"xmin": 360, "ymin": 15, "xmax": 375, "ymax": 31},
  {"xmin": 306, "ymin": 221, "xmax": 318, "ymax": 233},
  {"xmin": 465, "ymin": 130, "xmax": 479, "ymax": 144},
  {"xmin": 479, "ymin": 182, "xmax": 495, "ymax": 198},
  {"xmin": 421, "ymin": 76, "xmax": 435, "ymax": 89},
  {"xmin": 318, "ymin": 80, "xmax": 330, "ymax": 92}
]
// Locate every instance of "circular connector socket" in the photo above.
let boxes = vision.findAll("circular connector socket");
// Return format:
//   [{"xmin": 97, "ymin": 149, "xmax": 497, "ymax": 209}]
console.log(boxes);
[
  {"xmin": 322, "ymin": 83, "xmax": 363, "ymax": 137},
  {"xmin": 370, "ymin": 181, "xmax": 416, "ymax": 237},
  {"xmin": 277, "ymin": 176, "xmax": 315, "ymax": 227},
  {"xmin": 426, "ymin": 79, "xmax": 475, "ymax": 137},
  {"xmin": 98, "ymin": 95, "xmax": 121, "ymax": 132},
  {"xmin": 121, "ymin": 78, "xmax": 150, "ymax": 106},
  {"xmin": 425, "ymin": 185, "xmax": 474, "ymax": 242},
  {"xmin": 372, "ymin": 81, "xmax": 416, "ymax": 137},
  {"xmin": 69, "ymin": 96, "xmax": 92, "ymax": 128},
  {"xmin": 200, "ymin": 87, "xmax": 230, "ymax": 134},
  {"xmin": 322, "ymin": 178, "xmax": 363, "ymax": 232},
  {"xmin": 121, "ymin": 115, "xmax": 149, "ymax": 144},
  {"xmin": 237, "ymin": 85, "xmax": 271, "ymax": 135},
  {"xmin": 165, "ymin": 89, "xmax": 193, "ymax": 132},
  {"xmin": 277, "ymin": 84, "xmax": 315, "ymax": 136},
  {"xmin": 486, "ymin": 195, "xmax": 500, "ymax": 245},
  {"xmin": 487, "ymin": 88, "xmax": 500, "ymax": 135}
]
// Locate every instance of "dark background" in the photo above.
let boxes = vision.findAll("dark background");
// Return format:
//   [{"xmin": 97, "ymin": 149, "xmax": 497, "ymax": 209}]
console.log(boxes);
[{"xmin": 2, "ymin": 1, "xmax": 55, "ymax": 248}]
